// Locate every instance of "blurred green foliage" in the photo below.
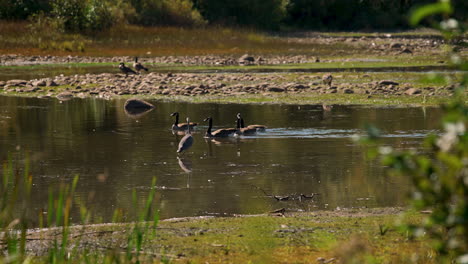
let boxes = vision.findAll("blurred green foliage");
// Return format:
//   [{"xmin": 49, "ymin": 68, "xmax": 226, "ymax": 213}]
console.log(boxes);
[
  {"xmin": 0, "ymin": 0, "xmax": 466, "ymax": 32},
  {"xmin": 194, "ymin": 0, "xmax": 288, "ymax": 30},
  {"xmin": 358, "ymin": 1, "xmax": 467, "ymax": 261}
]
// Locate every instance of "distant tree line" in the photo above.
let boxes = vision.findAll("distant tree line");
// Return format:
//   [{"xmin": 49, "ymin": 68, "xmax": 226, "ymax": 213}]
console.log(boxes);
[{"xmin": 0, "ymin": 0, "xmax": 466, "ymax": 32}]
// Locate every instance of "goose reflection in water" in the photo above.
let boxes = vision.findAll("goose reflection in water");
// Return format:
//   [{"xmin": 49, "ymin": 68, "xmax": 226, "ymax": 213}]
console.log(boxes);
[
  {"xmin": 177, "ymin": 157, "xmax": 192, "ymax": 188},
  {"xmin": 320, "ymin": 103, "xmax": 333, "ymax": 121},
  {"xmin": 124, "ymin": 106, "xmax": 154, "ymax": 119},
  {"xmin": 177, "ymin": 156, "xmax": 192, "ymax": 173}
]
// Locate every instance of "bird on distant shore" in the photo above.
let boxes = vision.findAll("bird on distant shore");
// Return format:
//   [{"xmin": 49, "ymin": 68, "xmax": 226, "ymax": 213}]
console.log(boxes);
[
  {"xmin": 171, "ymin": 112, "xmax": 197, "ymax": 131},
  {"xmin": 133, "ymin": 57, "xmax": 148, "ymax": 73},
  {"xmin": 177, "ymin": 117, "xmax": 194, "ymax": 154},
  {"xmin": 204, "ymin": 117, "xmax": 237, "ymax": 138},
  {"xmin": 119, "ymin": 62, "xmax": 137, "ymax": 76},
  {"xmin": 322, "ymin": 74, "xmax": 333, "ymax": 87}
]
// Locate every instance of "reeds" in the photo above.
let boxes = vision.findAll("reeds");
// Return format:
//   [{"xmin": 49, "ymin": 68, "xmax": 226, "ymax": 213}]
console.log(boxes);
[
  {"xmin": 0, "ymin": 152, "xmax": 160, "ymax": 263},
  {"xmin": 0, "ymin": 21, "xmax": 324, "ymax": 56}
]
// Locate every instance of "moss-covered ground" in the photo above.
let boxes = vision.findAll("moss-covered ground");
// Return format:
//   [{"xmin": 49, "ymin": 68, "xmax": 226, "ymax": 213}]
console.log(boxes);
[{"xmin": 14, "ymin": 208, "xmax": 436, "ymax": 263}]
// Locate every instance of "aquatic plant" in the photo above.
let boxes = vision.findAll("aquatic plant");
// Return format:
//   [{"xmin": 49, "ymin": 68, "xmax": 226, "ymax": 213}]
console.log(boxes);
[
  {"xmin": 357, "ymin": 1, "xmax": 467, "ymax": 261},
  {"xmin": 0, "ymin": 152, "xmax": 160, "ymax": 263}
]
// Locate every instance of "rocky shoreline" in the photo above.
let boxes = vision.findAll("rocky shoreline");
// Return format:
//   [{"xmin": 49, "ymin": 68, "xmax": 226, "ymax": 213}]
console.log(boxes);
[
  {"xmin": 0, "ymin": 34, "xmax": 455, "ymax": 67},
  {"xmin": 0, "ymin": 71, "xmax": 456, "ymax": 100}
]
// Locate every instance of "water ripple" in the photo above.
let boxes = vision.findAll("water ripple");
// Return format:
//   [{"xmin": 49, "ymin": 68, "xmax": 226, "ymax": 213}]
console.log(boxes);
[{"xmin": 244, "ymin": 128, "xmax": 440, "ymax": 139}]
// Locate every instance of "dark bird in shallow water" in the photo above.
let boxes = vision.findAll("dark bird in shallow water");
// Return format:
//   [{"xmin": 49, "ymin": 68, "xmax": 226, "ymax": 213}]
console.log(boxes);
[
  {"xmin": 119, "ymin": 62, "xmax": 137, "ymax": 76},
  {"xmin": 204, "ymin": 117, "xmax": 236, "ymax": 138},
  {"xmin": 133, "ymin": 57, "xmax": 148, "ymax": 73},
  {"xmin": 177, "ymin": 117, "xmax": 194, "ymax": 154},
  {"xmin": 171, "ymin": 112, "xmax": 197, "ymax": 131}
]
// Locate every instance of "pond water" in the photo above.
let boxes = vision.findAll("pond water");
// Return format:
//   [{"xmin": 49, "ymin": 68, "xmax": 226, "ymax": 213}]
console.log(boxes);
[{"xmin": 0, "ymin": 96, "xmax": 443, "ymax": 224}]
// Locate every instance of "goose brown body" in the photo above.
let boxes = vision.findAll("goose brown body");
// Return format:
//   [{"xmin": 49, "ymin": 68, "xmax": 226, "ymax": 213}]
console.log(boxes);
[
  {"xmin": 171, "ymin": 112, "xmax": 197, "ymax": 131},
  {"xmin": 133, "ymin": 57, "xmax": 148, "ymax": 73},
  {"xmin": 119, "ymin": 62, "xmax": 137, "ymax": 76},
  {"xmin": 235, "ymin": 113, "xmax": 266, "ymax": 135},
  {"xmin": 204, "ymin": 117, "xmax": 236, "ymax": 138}
]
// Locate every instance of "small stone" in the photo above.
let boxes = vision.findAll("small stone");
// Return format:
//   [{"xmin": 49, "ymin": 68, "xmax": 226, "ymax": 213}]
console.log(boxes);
[
  {"xmin": 379, "ymin": 80, "xmax": 399, "ymax": 86},
  {"xmin": 46, "ymin": 80, "xmax": 58, "ymax": 87},
  {"xmin": 268, "ymin": 87, "xmax": 285, "ymax": 92},
  {"xmin": 400, "ymin": 48, "xmax": 413, "ymax": 54},
  {"xmin": 56, "ymin": 92, "xmax": 73, "ymax": 101},
  {"xmin": 390, "ymin": 43, "xmax": 402, "ymax": 49},
  {"xmin": 7, "ymin": 79, "xmax": 27, "ymax": 86},
  {"xmin": 405, "ymin": 88, "xmax": 421, "ymax": 95},
  {"xmin": 32, "ymin": 80, "xmax": 47, "ymax": 87}
]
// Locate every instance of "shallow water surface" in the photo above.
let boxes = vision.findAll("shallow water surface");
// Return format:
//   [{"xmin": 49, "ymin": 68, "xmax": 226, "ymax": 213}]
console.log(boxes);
[{"xmin": 0, "ymin": 96, "xmax": 443, "ymax": 223}]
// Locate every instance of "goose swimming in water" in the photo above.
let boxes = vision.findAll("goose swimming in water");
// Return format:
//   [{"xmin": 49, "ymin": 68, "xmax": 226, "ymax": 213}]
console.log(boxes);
[
  {"xmin": 133, "ymin": 57, "xmax": 148, "ymax": 73},
  {"xmin": 171, "ymin": 112, "xmax": 197, "ymax": 131},
  {"xmin": 235, "ymin": 113, "xmax": 257, "ymax": 136},
  {"xmin": 177, "ymin": 117, "xmax": 194, "ymax": 154},
  {"xmin": 236, "ymin": 113, "xmax": 267, "ymax": 133},
  {"xmin": 204, "ymin": 117, "xmax": 236, "ymax": 138}
]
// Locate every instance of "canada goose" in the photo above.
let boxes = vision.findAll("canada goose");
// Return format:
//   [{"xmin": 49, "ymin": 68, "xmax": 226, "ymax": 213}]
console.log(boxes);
[
  {"xmin": 171, "ymin": 112, "xmax": 197, "ymax": 131},
  {"xmin": 235, "ymin": 113, "xmax": 257, "ymax": 136},
  {"xmin": 238, "ymin": 54, "xmax": 255, "ymax": 65},
  {"xmin": 237, "ymin": 113, "xmax": 267, "ymax": 132},
  {"xmin": 322, "ymin": 74, "xmax": 333, "ymax": 87},
  {"xmin": 322, "ymin": 103, "xmax": 333, "ymax": 112},
  {"xmin": 133, "ymin": 57, "xmax": 148, "ymax": 73},
  {"xmin": 177, "ymin": 117, "xmax": 194, "ymax": 154},
  {"xmin": 204, "ymin": 117, "xmax": 236, "ymax": 138},
  {"xmin": 119, "ymin": 62, "xmax": 137, "ymax": 76}
]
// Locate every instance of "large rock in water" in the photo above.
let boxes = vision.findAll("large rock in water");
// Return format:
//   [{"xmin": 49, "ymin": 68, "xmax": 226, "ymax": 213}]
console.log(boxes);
[{"xmin": 124, "ymin": 98, "xmax": 155, "ymax": 117}]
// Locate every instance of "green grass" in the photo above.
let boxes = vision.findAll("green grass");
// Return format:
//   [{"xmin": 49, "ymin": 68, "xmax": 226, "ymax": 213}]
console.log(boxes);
[
  {"xmin": 0, "ymin": 21, "xmax": 458, "ymax": 58},
  {"xmin": 0, "ymin": 153, "xmax": 160, "ymax": 263},
  {"xmin": 150, "ymin": 93, "xmax": 451, "ymax": 106},
  {"xmin": 0, "ymin": 55, "xmax": 449, "ymax": 70},
  {"xmin": 12, "ymin": 208, "xmax": 436, "ymax": 263}
]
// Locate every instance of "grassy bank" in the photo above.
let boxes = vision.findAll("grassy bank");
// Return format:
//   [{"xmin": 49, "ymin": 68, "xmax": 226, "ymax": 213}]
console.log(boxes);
[
  {"xmin": 0, "ymin": 22, "xmax": 314, "ymax": 56},
  {"xmin": 8, "ymin": 208, "xmax": 435, "ymax": 263},
  {"xmin": 1, "ymin": 68, "xmax": 461, "ymax": 106},
  {"xmin": 0, "ymin": 22, "xmax": 455, "ymax": 57}
]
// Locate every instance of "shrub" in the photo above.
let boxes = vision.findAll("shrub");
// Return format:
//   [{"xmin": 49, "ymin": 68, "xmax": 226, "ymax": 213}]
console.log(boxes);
[
  {"xmin": 50, "ymin": 0, "xmax": 114, "ymax": 33},
  {"xmin": 285, "ymin": 0, "xmax": 467, "ymax": 30},
  {"xmin": 195, "ymin": 0, "xmax": 288, "ymax": 30},
  {"xmin": 357, "ymin": 2, "xmax": 467, "ymax": 261},
  {"xmin": 130, "ymin": 0, "xmax": 205, "ymax": 27},
  {"xmin": 85, "ymin": 0, "xmax": 114, "ymax": 32},
  {"xmin": 0, "ymin": 0, "xmax": 50, "ymax": 20}
]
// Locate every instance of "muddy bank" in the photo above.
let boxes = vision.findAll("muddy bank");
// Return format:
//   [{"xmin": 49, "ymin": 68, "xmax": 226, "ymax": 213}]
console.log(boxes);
[
  {"xmin": 0, "ymin": 71, "xmax": 456, "ymax": 101},
  {"xmin": 3, "ymin": 207, "xmax": 414, "ymax": 258},
  {"xmin": 0, "ymin": 35, "xmax": 455, "ymax": 67}
]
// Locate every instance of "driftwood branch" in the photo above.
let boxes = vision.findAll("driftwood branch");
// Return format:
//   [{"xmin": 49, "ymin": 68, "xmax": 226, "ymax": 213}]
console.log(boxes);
[{"xmin": 250, "ymin": 185, "xmax": 319, "ymax": 202}]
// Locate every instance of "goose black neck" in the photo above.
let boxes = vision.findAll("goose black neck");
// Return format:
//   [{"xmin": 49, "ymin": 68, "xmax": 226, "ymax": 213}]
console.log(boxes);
[
  {"xmin": 207, "ymin": 118, "xmax": 213, "ymax": 134},
  {"xmin": 236, "ymin": 117, "xmax": 241, "ymax": 129},
  {"xmin": 174, "ymin": 113, "xmax": 179, "ymax": 125}
]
